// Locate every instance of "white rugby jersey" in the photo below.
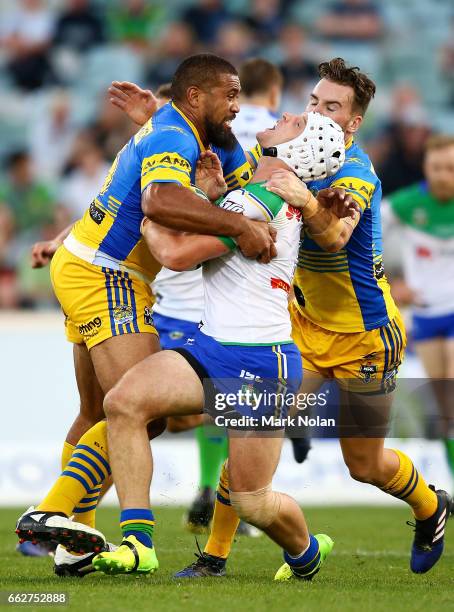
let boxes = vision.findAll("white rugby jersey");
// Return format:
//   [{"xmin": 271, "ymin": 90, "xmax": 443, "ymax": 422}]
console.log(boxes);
[
  {"xmin": 232, "ymin": 103, "xmax": 277, "ymax": 151},
  {"xmin": 201, "ymin": 182, "xmax": 302, "ymax": 344},
  {"xmin": 151, "ymin": 267, "xmax": 203, "ymax": 323},
  {"xmin": 382, "ymin": 183, "xmax": 454, "ymax": 317}
]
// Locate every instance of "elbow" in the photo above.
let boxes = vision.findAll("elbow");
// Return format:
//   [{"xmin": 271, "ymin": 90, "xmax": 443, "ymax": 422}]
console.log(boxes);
[
  {"xmin": 142, "ymin": 185, "xmax": 165, "ymax": 220},
  {"xmin": 157, "ymin": 248, "xmax": 190, "ymax": 272}
]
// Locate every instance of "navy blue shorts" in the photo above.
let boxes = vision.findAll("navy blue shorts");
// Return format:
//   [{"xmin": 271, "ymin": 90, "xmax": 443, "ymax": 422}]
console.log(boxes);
[
  {"xmin": 176, "ymin": 330, "xmax": 302, "ymax": 424},
  {"xmin": 153, "ymin": 312, "xmax": 200, "ymax": 350},
  {"xmin": 412, "ymin": 312, "xmax": 454, "ymax": 342}
]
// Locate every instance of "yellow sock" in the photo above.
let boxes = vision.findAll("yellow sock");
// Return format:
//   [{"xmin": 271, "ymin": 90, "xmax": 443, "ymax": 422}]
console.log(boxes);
[
  {"xmin": 61, "ymin": 441, "xmax": 75, "ymax": 471},
  {"xmin": 204, "ymin": 460, "xmax": 240, "ymax": 559},
  {"xmin": 37, "ymin": 421, "xmax": 110, "ymax": 518},
  {"xmin": 381, "ymin": 449, "xmax": 438, "ymax": 520}
]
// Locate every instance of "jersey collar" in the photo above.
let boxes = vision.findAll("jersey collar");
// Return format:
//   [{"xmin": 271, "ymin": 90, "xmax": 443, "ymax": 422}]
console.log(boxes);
[
  {"xmin": 171, "ymin": 102, "xmax": 206, "ymax": 152},
  {"xmin": 346, "ymin": 136, "xmax": 354, "ymax": 150}
]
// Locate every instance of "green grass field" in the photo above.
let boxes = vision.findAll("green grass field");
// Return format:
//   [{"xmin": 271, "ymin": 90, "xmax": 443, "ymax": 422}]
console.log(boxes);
[{"xmin": 1, "ymin": 506, "xmax": 453, "ymax": 612}]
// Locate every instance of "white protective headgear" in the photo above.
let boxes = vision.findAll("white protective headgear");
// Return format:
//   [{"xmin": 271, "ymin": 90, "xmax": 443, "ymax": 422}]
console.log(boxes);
[{"xmin": 263, "ymin": 112, "xmax": 345, "ymax": 182}]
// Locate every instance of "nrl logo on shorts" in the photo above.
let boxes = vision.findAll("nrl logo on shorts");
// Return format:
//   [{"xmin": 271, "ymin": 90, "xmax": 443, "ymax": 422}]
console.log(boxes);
[
  {"xmin": 169, "ymin": 331, "xmax": 184, "ymax": 340},
  {"xmin": 359, "ymin": 361, "xmax": 378, "ymax": 383},
  {"xmin": 113, "ymin": 304, "xmax": 133, "ymax": 325}
]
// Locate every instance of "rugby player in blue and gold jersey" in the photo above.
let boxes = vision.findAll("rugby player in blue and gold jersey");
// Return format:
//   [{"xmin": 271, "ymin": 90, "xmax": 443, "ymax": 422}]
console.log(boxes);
[
  {"xmin": 15, "ymin": 54, "xmax": 276, "ymax": 561},
  {"xmin": 178, "ymin": 59, "xmax": 452, "ymax": 579}
]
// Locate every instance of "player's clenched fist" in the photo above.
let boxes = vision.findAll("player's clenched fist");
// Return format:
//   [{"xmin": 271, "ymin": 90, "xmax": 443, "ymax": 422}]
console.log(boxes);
[
  {"xmin": 236, "ymin": 219, "xmax": 277, "ymax": 263},
  {"xmin": 30, "ymin": 239, "xmax": 61, "ymax": 268}
]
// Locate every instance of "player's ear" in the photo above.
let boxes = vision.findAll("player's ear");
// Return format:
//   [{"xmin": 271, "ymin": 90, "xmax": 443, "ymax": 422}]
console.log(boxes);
[
  {"xmin": 348, "ymin": 115, "xmax": 363, "ymax": 134},
  {"xmin": 186, "ymin": 85, "xmax": 201, "ymax": 109}
]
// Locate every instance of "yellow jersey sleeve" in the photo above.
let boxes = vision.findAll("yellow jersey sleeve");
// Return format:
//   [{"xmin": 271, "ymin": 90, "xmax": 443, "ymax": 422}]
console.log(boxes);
[{"xmin": 140, "ymin": 127, "xmax": 197, "ymax": 192}]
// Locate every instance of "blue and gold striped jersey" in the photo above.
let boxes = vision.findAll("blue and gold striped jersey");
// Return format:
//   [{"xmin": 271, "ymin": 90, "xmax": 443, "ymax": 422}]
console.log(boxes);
[
  {"xmin": 295, "ymin": 140, "xmax": 397, "ymax": 333},
  {"xmin": 71, "ymin": 102, "xmax": 253, "ymax": 282}
]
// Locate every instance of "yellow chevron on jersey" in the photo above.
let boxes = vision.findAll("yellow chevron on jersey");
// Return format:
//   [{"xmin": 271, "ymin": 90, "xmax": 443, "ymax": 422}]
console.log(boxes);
[
  {"xmin": 69, "ymin": 102, "xmax": 251, "ymax": 283},
  {"xmin": 295, "ymin": 140, "xmax": 397, "ymax": 333}
]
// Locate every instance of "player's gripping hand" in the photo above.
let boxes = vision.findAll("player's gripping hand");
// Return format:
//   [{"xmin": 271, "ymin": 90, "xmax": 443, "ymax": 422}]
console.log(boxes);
[
  {"xmin": 316, "ymin": 187, "xmax": 360, "ymax": 220},
  {"xmin": 196, "ymin": 151, "xmax": 227, "ymax": 201},
  {"xmin": 108, "ymin": 81, "xmax": 158, "ymax": 126},
  {"xmin": 30, "ymin": 239, "xmax": 61, "ymax": 268},
  {"xmin": 265, "ymin": 170, "xmax": 360, "ymax": 219},
  {"xmin": 237, "ymin": 219, "xmax": 277, "ymax": 264}
]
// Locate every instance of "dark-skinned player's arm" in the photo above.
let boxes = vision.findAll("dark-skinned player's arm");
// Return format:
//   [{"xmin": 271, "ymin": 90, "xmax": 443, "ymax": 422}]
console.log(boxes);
[
  {"xmin": 30, "ymin": 223, "xmax": 73, "ymax": 268},
  {"xmin": 265, "ymin": 169, "xmax": 361, "ymax": 253},
  {"xmin": 141, "ymin": 150, "xmax": 238, "ymax": 270}
]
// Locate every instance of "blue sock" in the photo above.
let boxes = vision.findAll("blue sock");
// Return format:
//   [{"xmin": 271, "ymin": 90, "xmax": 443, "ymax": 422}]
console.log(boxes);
[
  {"xmin": 284, "ymin": 534, "xmax": 320, "ymax": 578},
  {"xmin": 120, "ymin": 508, "xmax": 155, "ymax": 548}
]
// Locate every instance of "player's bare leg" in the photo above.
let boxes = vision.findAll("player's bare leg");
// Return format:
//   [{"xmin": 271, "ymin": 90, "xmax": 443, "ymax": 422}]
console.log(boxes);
[
  {"xmin": 228, "ymin": 433, "xmax": 308, "ymax": 554},
  {"xmin": 65, "ymin": 344, "xmax": 105, "ymax": 445},
  {"xmin": 93, "ymin": 350, "xmax": 204, "ymax": 574},
  {"xmin": 339, "ymin": 388, "xmax": 452, "ymax": 573},
  {"xmin": 16, "ymin": 332, "xmax": 163, "ymax": 557}
]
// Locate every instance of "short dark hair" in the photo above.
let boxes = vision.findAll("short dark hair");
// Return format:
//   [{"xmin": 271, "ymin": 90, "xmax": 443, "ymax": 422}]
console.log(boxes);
[
  {"xmin": 318, "ymin": 57, "xmax": 376, "ymax": 115},
  {"xmin": 171, "ymin": 54, "xmax": 238, "ymax": 103},
  {"xmin": 156, "ymin": 83, "xmax": 172, "ymax": 100},
  {"xmin": 239, "ymin": 58, "xmax": 283, "ymax": 97},
  {"xmin": 6, "ymin": 150, "xmax": 29, "ymax": 169}
]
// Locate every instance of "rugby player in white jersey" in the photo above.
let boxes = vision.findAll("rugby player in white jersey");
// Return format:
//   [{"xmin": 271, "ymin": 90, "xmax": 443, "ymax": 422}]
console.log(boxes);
[
  {"xmin": 89, "ymin": 111, "xmax": 351, "ymax": 577},
  {"xmin": 383, "ymin": 135, "xmax": 454, "ymax": 484}
]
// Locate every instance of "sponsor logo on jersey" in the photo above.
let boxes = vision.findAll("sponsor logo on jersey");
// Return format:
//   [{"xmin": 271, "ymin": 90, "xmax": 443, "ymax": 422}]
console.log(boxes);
[
  {"xmin": 416, "ymin": 245, "xmax": 432, "ymax": 258},
  {"xmin": 270, "ymin": 277, "xmax": 291, "ymax": 293},
  {"xmin": 144, "ymin": 306, "xmax": 154, "ymax": 326},
  {"xmin": 374, "ymin": 261, "xmax": 385, "ymax": 279},
  {"xmin": 79, "ymin": 316, "xmax": 102, "ymax": 336},
  {"xmin": 142, "ymin": 153, "xmax": 191, "ymax": 174},
  {"xmin": 359, "ymin": 361, "xmax": 378, "ymax": 383},
  {"xmin": 89, "ymin": 200, "xmax": 106, "ymax": 224},
  {"xmin": 286, "ymin": 205, "xmax": 302, "ymax": 222},
  {"xmin": 113, "ymin": 305, "xmax": 134, "ymax": 325}
]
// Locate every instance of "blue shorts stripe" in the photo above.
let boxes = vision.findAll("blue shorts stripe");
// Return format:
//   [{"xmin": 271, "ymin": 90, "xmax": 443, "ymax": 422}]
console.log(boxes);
[
  {"xmin": 125, "ymin": 272, "xmax": 140, "ymax": 333},
  {"xmin": 392, "ymin": 319, "xmax": 404, "ymax": 360},
  {"xmin": 66, "ymin": 461, "xmax": 99, "ymax": 487},
  {"xmin": 61, "ymin": 470, "xmax": 91, "ymax": 493},
  {"xmin": 71, "ymin": 452, "xmax": 107, "ymax": 482},
  {"xmin": 76, "ymin": 444, "xmax": 111, "ymax": 475},
  {"xmin": 379, "ymin": 327, "xmax": 390, "ymax": 391},
  {"xmin": 73, "ymin": 504, "xmax": 98, "ymax": 513},
  {"xmin": 385, "ymin": 325, "xmax": 396, "ymax": 366},
  {"xmin": 103, "ymin": 268, "xmax": 116, "ymax": 337},
  {"xmin": 119, "ymin": 273, "xmax": 132, "ymax": 334},
  {"xmin": 112, "ymin": 272, "xmax": 125, "ymax": 335}
]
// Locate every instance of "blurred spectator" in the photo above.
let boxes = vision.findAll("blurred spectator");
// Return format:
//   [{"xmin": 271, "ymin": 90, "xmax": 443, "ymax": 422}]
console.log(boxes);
[
  {"xmin": 439, "ymin": 17, "xmax": 454, "ymax": 107},
  {"xmin": 87, "ymin": 93, "xmax": 137, "ymax": 162},
  {"xmin": 278, "ymin": 24, "xmax": 318, "ymax": 90},
  {"xmin": 146, "ymin": 22, "xmax": 195, "ymax": 86},
  {"xmin": 315, "ymin": 0, "xmax": 384, "ymax": 43},
  {"xmin": 182, "ymin": 0, "xmax": 231, "ymax": 45},
  {"xmin": 108, "ymin": 0, "xmax": 165, "ymax": 51},
  {"xmin": 378, "ymin": 115, "xmax": 432, "ymax": 196},
  {"xmin": 53, "ymin": 0, "xmax": 104, "ymax": 53},
  {"xmin": 1, "ymin": 0, "xmax": 56, "ymax": 90},
  {"xmin": 28, "ymin": 89, "xmax": 78, "ymax": 181},
  {"xmin": 245, "ymin": 0, "xmax": 282, "ymax": 44},
  {"xmin": 214, "ymin": 21, "xmax": 256, "ymax": 66},
  {"xmin": 0, "ymin": 151, "xmax": 57, "ymax": 235},
  {"xmin": 59, "ymin": 136, "xmax": 110, "ymax": 220}
]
